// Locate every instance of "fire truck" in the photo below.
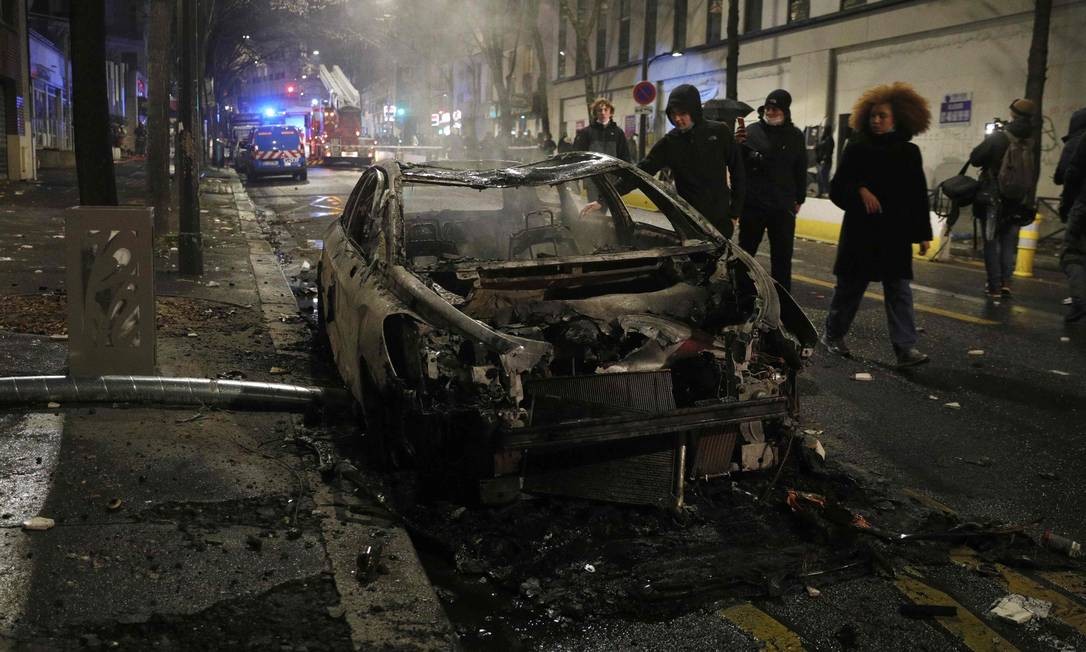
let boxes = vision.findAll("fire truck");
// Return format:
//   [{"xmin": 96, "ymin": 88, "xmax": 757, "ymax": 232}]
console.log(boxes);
[{"xmin": 310, "ymin": 65, "xmax": 375, "ymax": 167}]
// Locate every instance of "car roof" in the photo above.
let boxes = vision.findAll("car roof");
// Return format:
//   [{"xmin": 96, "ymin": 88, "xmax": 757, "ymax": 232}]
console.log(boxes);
[{"xmin": 398, "ymin": 152, "xmax": 626, "ymax": 188}]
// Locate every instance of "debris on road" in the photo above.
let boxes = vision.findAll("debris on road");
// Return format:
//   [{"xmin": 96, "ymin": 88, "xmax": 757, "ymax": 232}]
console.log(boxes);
[
  {"xmin": 269, "ymin": 366, "xmax": 289, "ymax": 375},
  {"xmin": 943, "ymin": 402, "xmax": 961, "ymax": 409},
  {"xmin": 206, "ymin": 281, "xmax": 221, "ymax": 287},
  {"xmin": 853, "ymin": 372, "xmax": 873, "ymax": 381},
  {"xmin": 805, "ymin": 586, "xmax": 821, "ymax": 598},
  {"xmin": 967, "ymin": 350, "xmax": 984, "ymax": 356},
  {"xmin": 987, "ymin": 593, "xmax": 1051, "ymax": 624},
  {"xmin": 357, "ymin": 542, "xmax": 384, "ymax": 584},
  {"xmin": 1060, "ymin": 336, "xmax": 1071, "ymax": 342},
  {"xmin": 107, "ymin": 498, "xmax": 123, "ymax": 511},
  {"xmin": 47, "ymin": 401, "xmax": 60, "ymax": 408},
  {"xmin": 956, "ymin": 456, "xmax": 993, "ymax": 467},
  {"xmin": 1040, "ymin": 530, "xmax": 1082, "ymax": 558},
  {"xmin": 1048, "ymin": 369, "xmax": 1071, "ymax": 376},
  {"xmin": 22, "ymin": 516, "xmax": 55, "ymax": 531}
]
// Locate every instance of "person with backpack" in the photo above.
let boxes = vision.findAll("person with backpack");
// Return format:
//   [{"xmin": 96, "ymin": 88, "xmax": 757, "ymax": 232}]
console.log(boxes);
[{"xmin": 969, "ymin": 99, "xmax": 1037, "ymax": 299}]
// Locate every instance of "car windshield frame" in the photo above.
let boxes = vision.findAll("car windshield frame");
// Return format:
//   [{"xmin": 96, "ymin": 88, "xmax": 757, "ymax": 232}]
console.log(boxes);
[{"xmin": 389, "ymin": 155, "xmax": 725, "ymax": 270}]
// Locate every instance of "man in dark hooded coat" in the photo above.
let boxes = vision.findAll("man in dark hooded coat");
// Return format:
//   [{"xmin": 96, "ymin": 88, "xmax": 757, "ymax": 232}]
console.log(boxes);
[
  {"xmin": 635, "ymin": 84, "xmax": 746, "ymax": 238},
  {"xmin": 738, "ymin": 89, "xmax": 808, "ymax": 292},
  {"xmin": 1055, "ymin": 107, "xmax": 1086, "ymax": 322}
]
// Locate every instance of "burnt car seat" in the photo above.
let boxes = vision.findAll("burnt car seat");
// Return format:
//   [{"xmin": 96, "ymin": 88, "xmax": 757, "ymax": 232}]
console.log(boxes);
[
  {"xmin": 406, "ymin": 219, "xmax": 461, "ymax": 261},
  {"xmin": 508, "ymin": 209, "xmax": 580, "ymax": 260}
]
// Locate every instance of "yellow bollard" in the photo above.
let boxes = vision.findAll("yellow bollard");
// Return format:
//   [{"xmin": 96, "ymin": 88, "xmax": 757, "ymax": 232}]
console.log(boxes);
[{"xmin": 1013, "ymin": 212, "xmax": 1041, "ymax": 278}]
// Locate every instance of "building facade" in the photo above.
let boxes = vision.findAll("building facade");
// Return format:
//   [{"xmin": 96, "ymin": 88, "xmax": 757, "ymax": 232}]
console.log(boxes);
[
  {"xmin": 547, "ymin": 0, "xmax": 1086, "ymax": 197},
  {"xmin": 0, "ymin": 0, "xmax": 35, "ymax": 180}
]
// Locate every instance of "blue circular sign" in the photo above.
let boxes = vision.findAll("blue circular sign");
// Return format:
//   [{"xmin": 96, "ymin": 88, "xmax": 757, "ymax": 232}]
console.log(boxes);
[{"xmin": 633, "ymin": 81, "xmax": 657, "ymax": 106}]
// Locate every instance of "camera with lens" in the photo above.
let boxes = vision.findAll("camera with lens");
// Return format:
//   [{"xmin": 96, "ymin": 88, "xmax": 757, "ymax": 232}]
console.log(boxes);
[{"xmin": 984, "ymin": 118, "xmax": 1006, "ymax": 135}]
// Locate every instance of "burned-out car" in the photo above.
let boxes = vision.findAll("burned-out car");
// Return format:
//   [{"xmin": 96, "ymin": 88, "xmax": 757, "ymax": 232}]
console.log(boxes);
[{"xmin": 317, "ymin": 152, "xmax": 817, "ymax": 507}]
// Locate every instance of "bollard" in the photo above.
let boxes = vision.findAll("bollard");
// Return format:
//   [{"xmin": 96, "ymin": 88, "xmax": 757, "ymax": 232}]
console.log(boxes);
[{"xmin": 1013, "ymin": 212, "xmax": 1041, "ymax": 278}]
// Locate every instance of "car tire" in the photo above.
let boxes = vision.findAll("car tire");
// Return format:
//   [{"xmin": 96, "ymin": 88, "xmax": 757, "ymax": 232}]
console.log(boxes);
[{"xmin": 299, "ymin": 169, "xmax": 308, "ymax": 181}]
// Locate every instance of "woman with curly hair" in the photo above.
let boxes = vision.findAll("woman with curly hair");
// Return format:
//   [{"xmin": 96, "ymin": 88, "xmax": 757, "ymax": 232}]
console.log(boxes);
[{"xmin": 821, "ymin": 82, "xmax": 933, "ymax": 367}]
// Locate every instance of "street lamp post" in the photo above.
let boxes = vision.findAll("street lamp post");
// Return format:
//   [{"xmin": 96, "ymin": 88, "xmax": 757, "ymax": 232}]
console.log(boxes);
[{"xmin": 638, "ymin": 50, "xmax": 683, "ymax": 161}]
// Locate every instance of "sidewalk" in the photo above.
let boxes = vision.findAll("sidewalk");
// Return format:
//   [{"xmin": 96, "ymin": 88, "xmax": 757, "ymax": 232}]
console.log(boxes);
[{"xmin": 0, "ymin": 163, "xmax": 453, "ymax": 649}]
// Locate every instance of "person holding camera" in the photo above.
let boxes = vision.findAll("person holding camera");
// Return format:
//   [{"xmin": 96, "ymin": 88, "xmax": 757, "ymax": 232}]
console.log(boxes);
[
  {"xmin": 969, "ymin": 99, "xmax": 1038, "ymax": 299},
  {"xmin": 737, "ymin": 89, "xmax": 808, "ymax": 293}
]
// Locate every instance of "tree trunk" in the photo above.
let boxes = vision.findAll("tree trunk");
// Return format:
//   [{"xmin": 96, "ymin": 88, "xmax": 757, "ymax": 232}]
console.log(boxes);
[
  {"xmin": 69, "ymin": 0, "xmax": 117, "ymax": 205},
  {"xmin": 528, "ymin": 0, "xmax": 551, "ymax": 136},
  {"xmin": 179, "ymin": 0, "xmax": 203, "ymax": 275},
  {"xmin": 1025, "ymin": 0, "xmax": 1052, "ymax": 191},
  {"xmin": 146, "ymin": 0, "xmax": 173, "ymax": 234},
  {"xmin": 725, "ymin": 0, "xmax": 739, "ymax": 100}
]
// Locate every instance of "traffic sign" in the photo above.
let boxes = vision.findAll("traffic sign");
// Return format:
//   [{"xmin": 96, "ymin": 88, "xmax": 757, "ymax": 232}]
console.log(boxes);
[
  {"xmin": 634, "ymin": 105, "xmax": 654, "ymax": 115},
  {"xmin": 633, "ymin": 81, "xmax": 657, "ymax": 106}
]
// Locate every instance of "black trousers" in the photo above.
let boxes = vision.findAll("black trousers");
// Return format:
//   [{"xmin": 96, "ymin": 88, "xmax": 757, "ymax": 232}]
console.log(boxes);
[{"xmin": 739, "ymin": 204, "xmax": 795, "ymax": 292}]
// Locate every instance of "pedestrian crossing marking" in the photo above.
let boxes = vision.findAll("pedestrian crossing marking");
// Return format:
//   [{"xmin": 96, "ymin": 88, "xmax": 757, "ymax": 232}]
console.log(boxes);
[
  {"xmin": 719, "ymin": 604, "xmax": 806, "ymax": 651},
  {"xmin": 893, "ymin": 575, "xmax": 1018, "ymax": 651},
  {"xmin": 793, "ymin": 274, "xmax": 1000, "ymax": 326},
  {"xmin": 950, "ymin": 547, "xmax": 1086, "ymax": 636}
]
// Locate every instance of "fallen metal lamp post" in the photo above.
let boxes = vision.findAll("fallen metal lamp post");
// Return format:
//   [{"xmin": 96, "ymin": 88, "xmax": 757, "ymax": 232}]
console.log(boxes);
[{"xmin": 0, "ymin": 375, "xmax": 350, "ymax": 413}]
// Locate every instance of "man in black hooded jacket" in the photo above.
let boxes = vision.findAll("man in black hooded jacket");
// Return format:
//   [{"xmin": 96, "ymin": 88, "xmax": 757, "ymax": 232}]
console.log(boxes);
[
  {"xmin": 738, "ymin": 89, "xmax": 807, "ymax": 292},
  {"xmin": 636, "ymin": 84, "xmax": 746, "ymax": 238},
  {"xmin": 1055, "ymin": 107, "xmax": 1086, "ymax": 322}
]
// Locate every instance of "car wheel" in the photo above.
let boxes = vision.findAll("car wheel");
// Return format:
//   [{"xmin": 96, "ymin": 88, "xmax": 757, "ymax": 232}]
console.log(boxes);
[{"xmin": 299, "ymin": 170, "xmax": 308, "ymax": 181}]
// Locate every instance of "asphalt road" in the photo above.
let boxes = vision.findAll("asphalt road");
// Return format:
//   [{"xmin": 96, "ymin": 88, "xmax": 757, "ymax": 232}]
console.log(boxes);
[{"xmin": 246, "ymin": 166, "xmax": 1086, "ymax": 651}]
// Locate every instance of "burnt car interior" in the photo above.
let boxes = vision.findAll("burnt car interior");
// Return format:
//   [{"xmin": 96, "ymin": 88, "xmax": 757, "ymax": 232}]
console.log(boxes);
[{"xmin": 323, "ymin": 155, "xmax": 817, "ymax": 508}]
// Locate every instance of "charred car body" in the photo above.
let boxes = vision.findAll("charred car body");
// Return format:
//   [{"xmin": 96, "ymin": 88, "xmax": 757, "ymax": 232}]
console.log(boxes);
[{"xmin": 317, "ymin": 152, "xmax": 817, "ymax": 507}]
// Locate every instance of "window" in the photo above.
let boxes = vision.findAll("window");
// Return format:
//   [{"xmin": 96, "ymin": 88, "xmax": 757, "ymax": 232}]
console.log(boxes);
[
  {"xmin": 706, "ymin": 0, "xmax": 722, "ymax": 44},
  {"xmin": 788, "ymin": 0, "xmax": 809, "ymax": 22},
  {"xmin": 744, "ymin": 0, "xmax": 762, "ymax": 32},
  {"xmin": 841, "ymin": 0, "xmax": 865, "ymax": 9},
  {"xmin": 557, "ymin": 16, "xmax": 567, "ymax": 77},
  {"xmin": 617, "ymin": 0, "xmax": 631, "ymax": 63},
  {"xmin": 673, "ymin": 0, "xmax": 687, "ymax": 51},
  {"xmin": 0, "ymin": 0, "xmax": 15, "ymax": 26},
  {"xmin": 346, "ymin": 172, "xmax": 382, "ymax": 259},
  {"xmin": 644, "ymin": 0, "xmax": 658, "ymax": 59}
]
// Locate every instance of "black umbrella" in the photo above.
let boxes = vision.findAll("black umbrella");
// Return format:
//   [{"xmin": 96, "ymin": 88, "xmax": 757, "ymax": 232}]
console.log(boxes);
[{"xmin": 702, "ymin": 98, "xmax": 755, "ymax": 123}]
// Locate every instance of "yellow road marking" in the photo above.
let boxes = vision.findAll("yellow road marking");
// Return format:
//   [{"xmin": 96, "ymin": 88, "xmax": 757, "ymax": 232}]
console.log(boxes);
[
  {"xmin": 719, "ymin": 604, "xmax": 806, "ymax": 651},
  {"xmin": 793, "ymin": 274, "xmax": 1000, "ymax": 326},
  {"xmin": 1038, "ymin": 571, "xmax": 1086, "ymax": 600},
  {"xmin": 951, "ymin": 547, "xmax": 1086, "ymax": 636},
  {"xmin": 894, "ymin": 575, "xmax": 1018, "ymax": 651}
]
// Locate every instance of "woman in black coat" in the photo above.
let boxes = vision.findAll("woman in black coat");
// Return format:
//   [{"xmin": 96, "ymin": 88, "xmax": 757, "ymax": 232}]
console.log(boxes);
[{"xmin": 821, "ymin": 82, "xmax": 933, "ymax": 367}]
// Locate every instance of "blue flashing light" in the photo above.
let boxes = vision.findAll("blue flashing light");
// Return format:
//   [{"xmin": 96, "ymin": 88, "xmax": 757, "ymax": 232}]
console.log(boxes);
[
  {"xmin": 262, "ymin": 107, "xmax": 277, "ymax": 118},
  {"xmin": 396, "ymin": 107, "xmax": 406, "ymax": 117}
]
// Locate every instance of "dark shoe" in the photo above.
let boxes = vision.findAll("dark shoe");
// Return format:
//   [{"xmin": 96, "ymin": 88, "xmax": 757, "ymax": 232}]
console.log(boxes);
[
  {"xmin": 1000, "ymin": 286, "xmax": 1012, "ymax": 298},
  {"xmin": 895, "ymin": 347, "xmax": 930, "ymax": 367},
  {"xmin": 985, "ymin": 286, "xmax": 1002, "ymax": 300},
  {"xmin": 1067, "ymin": 303, "xmax": 1086, "ymax": 323},
  {"xmin": 820, "ymin": 334, "xmax": 851, "ymax": 357}
]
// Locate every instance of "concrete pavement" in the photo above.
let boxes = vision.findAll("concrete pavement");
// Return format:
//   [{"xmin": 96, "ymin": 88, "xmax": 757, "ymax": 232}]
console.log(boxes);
[{"xmin": 0, "ymin": 162, "xmax": 453, "ymax": 650}]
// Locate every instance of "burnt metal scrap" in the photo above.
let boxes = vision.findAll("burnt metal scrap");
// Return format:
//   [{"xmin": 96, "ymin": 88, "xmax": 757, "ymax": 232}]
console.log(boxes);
[{"xmin": 317, "ymin": 152, "xmax": 818, "ymax": 506}]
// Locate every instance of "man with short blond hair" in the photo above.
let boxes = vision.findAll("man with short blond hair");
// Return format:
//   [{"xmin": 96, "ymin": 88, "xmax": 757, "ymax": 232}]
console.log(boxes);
[{"xmin": 573, "ymin": 97, "xmax": 631, "ymax": 162}]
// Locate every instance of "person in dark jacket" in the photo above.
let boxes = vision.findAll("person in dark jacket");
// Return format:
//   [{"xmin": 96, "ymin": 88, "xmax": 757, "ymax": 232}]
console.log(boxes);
[
  {"xmin": 573, "ymin": 98, "xmax": 631, "ymax": 162},
  {"xmin": 633, "ymin": 84, "xmax": 746, "ymax": 238},
  {"xmin": 1054, "ymin": 107, "xmax": 1086, "ymax": 322},
  {"xmin": 969, "ymin": 99, "xmax": 1036, "ymax": 299},
  {"xmin": 738, "ymin": 89, "xmax": 808, "ymax": 292},
  {"xmin": 822, "ymin": 82, "xmax": 933, "ymax": 367}
]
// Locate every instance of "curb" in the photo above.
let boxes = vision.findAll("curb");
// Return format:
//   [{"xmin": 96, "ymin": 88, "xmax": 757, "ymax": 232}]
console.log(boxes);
[{"xmin": 215, "ymin": 169, "xmax": 456, "ymax": 650}]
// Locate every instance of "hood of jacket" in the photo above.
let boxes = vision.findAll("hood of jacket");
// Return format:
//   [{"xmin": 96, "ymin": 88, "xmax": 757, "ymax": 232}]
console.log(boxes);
[
  {"xmin": 666, "ymin": 84, "xmax": 704, "ymax": 126},
  {"xmin": 1064, "ymin": 108, "xmax": 1086, "ymax": 142}
]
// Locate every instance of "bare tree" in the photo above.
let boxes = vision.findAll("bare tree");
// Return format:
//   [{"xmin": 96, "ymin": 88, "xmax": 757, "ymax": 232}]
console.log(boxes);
[
  {"xmin": 146, "ymin": 0, "xmax": 173, "ymax": 233},
  {"xmin": 527, "ymin": 0, "xmax": 552, "ymax": 137},
  {"xmin": 70, "ymin": 0, "xmax": 117, "ymax": 205},
  {"xmin": 725, "ymin": 1, "xmax": 738, "ymax": 102},
  {"xmin": 558, "ymin": 0, "xmax": 605, "ymax": 119},
  {"xmin": 1025, "ymin": 0, "xmax": 1053, "ymax": 189},
  {"xmin": 469, "ymin": 0, "xmax": 527, "ymax": 143}
]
